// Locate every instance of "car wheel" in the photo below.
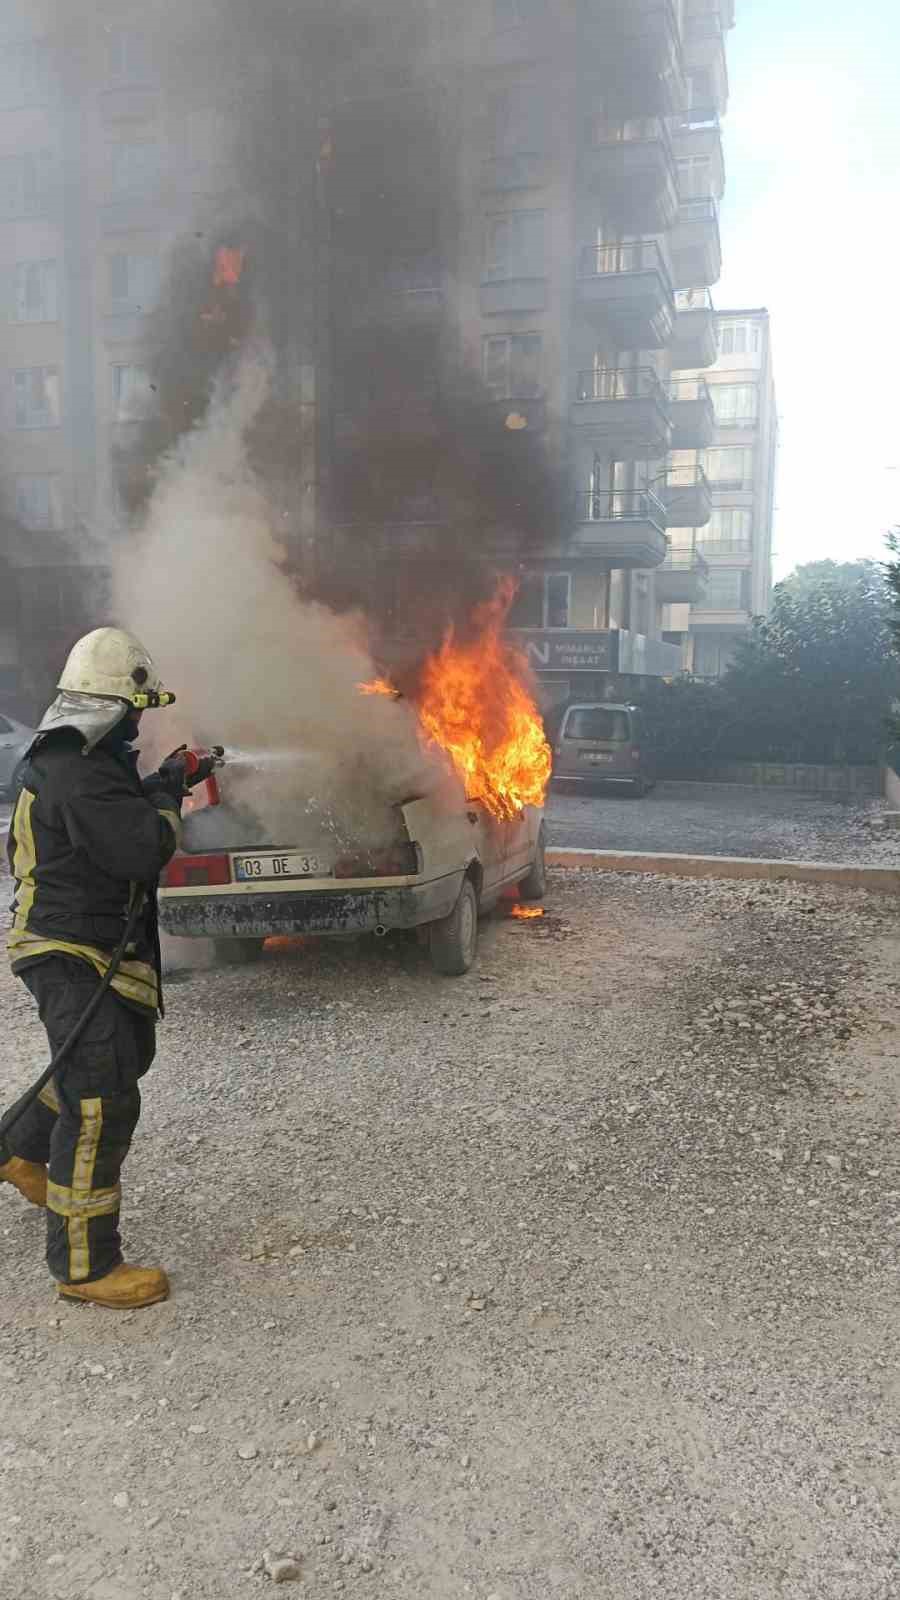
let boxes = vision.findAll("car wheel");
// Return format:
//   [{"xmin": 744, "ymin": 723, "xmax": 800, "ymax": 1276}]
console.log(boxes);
[
  {"xmin": 630, "ymin": 778, "xmax": 647, "ymax": 799},
  {"xmin": 518, "ymin": 825, "xmax": 547, "ymax": 900},
  {"xmin": 429, "ymin": 878, "xmax": 479, "ymax": 976},
  {"xmin": 213, "ymin": 937, "xmax": 264, "ymax": 965}
]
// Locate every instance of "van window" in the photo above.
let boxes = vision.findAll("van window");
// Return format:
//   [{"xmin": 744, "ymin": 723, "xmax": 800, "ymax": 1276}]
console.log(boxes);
[{"xmin": 563, "ymin": 707, "xmax": 630, "ymax": 741}]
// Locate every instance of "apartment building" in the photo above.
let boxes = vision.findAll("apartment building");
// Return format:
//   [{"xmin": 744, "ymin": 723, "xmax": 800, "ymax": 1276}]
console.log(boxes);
[
  {"xmin": 661, "ymin": 305, "xmax": 777, "ymax": 677},
  {"xmin": 0, "ymin": 0, "xmax": 745, "ymax": 715}
]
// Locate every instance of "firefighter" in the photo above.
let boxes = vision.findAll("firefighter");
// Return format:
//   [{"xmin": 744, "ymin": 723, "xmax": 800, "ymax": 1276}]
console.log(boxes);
[{"xmin": 0, "ymin": 628, "xmax": 188, "ymax": 1311}]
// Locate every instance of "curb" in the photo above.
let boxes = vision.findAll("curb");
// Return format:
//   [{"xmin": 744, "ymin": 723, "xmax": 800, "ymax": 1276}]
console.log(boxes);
[{"xmin": 546, "ymin": 847, "xmax": 900, "ymax": 895}]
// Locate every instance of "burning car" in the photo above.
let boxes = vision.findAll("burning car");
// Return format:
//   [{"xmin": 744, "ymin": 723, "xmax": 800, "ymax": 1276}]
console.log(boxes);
[
  {"xmin": 158, "ymin": 583, "xmax": 551, "ymax": 975},
  {"xmin": 158, "ymin": 787, "xmax": 545, "ymax": 975}
]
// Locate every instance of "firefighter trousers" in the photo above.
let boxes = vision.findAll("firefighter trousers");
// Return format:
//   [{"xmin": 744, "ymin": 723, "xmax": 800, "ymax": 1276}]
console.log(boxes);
[{"xmin": 8, "ymin": 957, "xmax": 155, "ymax": 1284}]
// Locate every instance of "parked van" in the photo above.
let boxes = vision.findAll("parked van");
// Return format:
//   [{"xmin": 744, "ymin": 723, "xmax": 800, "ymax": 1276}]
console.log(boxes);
[{"xmin": 551, "ymin": 702, "xmax": 655, "ymax": 796}]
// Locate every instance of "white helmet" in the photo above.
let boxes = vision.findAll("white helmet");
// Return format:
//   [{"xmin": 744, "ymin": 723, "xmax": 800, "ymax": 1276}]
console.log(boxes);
[
  {"xmin": 32, "ymin": 628, "xmax": 176, "ymax": 753},
  {"xmin": 58, "ymin": 627, "xmax": 172, "ymax": 707}
]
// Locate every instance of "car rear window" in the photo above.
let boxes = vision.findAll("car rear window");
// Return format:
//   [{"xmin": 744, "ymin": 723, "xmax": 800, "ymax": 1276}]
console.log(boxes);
[{"xmin": 563, "ymin": 708, "xmax": 630, "ymax": 742}]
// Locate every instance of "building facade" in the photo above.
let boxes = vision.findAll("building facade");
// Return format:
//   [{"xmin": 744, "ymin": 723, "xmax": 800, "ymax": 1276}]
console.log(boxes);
[
  {"xmin": 661, "ymin": 305, "xmax": 777, "ymax": 677},
  {"xmin": 0, "ymin": 0, "xmax": 751, "ymax": 717}
]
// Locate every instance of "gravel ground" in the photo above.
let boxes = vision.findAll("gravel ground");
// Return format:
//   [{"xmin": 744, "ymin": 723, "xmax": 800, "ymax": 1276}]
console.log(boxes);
[
  {"xmin": 1, "ymin": 869, "xmax": 899, "ymax": 1600},
  {"xmin": 548, "ymin": 781, "xmax": 900, "ymax": 865}
]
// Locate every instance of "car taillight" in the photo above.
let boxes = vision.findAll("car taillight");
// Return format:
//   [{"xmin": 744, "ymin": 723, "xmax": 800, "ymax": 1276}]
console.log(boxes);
[
  {"xmin": 334, "ymin": 843, "xmax": 420, "ymax": 879},
  {"xmin": 162, "ymin": 852, "xmax": 232, "ymax": 888}
]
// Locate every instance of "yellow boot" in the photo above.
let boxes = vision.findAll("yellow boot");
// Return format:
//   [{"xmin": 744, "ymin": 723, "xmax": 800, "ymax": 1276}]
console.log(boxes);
[
  {"xmin": 0, "ymin": 1155, "xmax": 47, "ymax": 1208},
  {"xmin": 58, "ymin": 1264, "xmax": 170, "ymax": 1310}
]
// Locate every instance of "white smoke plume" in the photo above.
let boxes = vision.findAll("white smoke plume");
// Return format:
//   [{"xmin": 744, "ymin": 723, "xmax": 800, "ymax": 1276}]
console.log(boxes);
[{"xmin": 116, "ymin": 346, "xmax": 444, "ymax": 850}]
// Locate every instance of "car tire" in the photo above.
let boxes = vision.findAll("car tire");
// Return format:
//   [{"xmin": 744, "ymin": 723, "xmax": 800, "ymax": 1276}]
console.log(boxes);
[
  {"xmin": 213, "ymin": 937, "xmax": 264, "ymax": 965},
  {"xmin": 429, "ymin": 878, "xmax": 479, "ymax": 976},
  {"xmin": 518, "ymin": 826, "xmax": 547, "ymax": 900},
  {"xmin": 630, "ymin": 778, "xmax": 647, "ymax": 799}
]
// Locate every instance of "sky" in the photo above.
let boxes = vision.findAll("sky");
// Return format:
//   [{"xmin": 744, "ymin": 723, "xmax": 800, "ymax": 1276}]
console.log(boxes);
[{"xmin": 717, "ymin": 0, "xmax": 900, "ymax": 578}]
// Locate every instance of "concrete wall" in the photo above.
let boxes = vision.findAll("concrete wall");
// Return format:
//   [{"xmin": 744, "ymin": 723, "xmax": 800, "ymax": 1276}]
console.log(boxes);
[{"xmin": 692, "ymin": 762, "xmax": 881, "ymax": 797}]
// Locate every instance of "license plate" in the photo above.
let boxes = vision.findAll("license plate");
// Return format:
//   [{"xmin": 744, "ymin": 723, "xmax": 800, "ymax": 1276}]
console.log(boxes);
[
  {"xmin": 234, "ymin": 853, "xmax": 323, "ymax": 881},
  {"xmin": 581, "ymin": 751, "xmax": 613, "ymax": 764}
]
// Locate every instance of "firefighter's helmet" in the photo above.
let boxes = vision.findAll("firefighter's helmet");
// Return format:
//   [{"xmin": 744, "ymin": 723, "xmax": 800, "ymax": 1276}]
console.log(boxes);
[
  {"xmin": 31, "ymin": 629, "xmax": 176, "ymax": 754},
  {"xmin": 57, "ymin": 628, "xmax": 172, "ymax": 707}
]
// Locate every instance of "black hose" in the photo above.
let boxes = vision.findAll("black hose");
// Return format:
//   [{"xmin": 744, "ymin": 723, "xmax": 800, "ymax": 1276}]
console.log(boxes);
[{"xmin": 0, "ymin": 890, "xmax": 146, "ymax": 1147}]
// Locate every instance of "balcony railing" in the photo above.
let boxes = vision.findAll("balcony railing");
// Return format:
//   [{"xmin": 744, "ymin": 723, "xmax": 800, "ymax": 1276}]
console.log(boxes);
[
  {"xmin": 668, "ymin": 376, "xmax": 712, "ymax": 405},
  {"xmin": 670, "ymin": 106, "xmax": 720, "ymax": 135},
  {"xmin": 675, "ymin": 286, "xmax": 714, "ymax": 312},
  {"xmin": 576, "ymin": 487, "xmax": 667, "ymax": 527},
  {"xmin": 578, "ymin": 238, "xmax": 673, "ymax": 287},
  {"xmin": 576, "ymin": 366, "xmax": 665, "ymax": 403},
  {"xmin": 697, "ymin": 537, "xmax": 752, "ymax": 556},
  {"xmin": 677, "ymin": 195, "xmax": 719, "ymax": 224},
  {"xmin": 662, "ymin": 537, "xmax": 708, "ymax": 574},
  {"xmin": 589, "ymin": 113, "xmax": 674, "ymax": 159},
  {"xmin": 657, "ymin": 462, "xmax": 711, "ymax": 493}
]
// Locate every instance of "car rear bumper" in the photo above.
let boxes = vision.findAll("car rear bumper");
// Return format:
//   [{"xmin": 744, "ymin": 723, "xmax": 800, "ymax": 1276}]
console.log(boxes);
[
  {"xmin": 159, "ymin": 875, "xmax": 464, "ymax": 940},
  {"xmin": 552, "ymin": 770, "xmax": 638, "ymax": 784}
]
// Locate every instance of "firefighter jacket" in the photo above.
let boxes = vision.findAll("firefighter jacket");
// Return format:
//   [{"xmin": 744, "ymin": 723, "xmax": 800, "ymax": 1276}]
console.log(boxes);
[{"xmin": 6, "ymin": 730, "xmax": 181, "ymax": 1014}]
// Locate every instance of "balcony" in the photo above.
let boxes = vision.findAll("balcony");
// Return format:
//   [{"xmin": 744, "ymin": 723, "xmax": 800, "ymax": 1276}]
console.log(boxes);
[
  {"xmin": 580, "ymin": 117, "xmax": 678, "ymax": 232},
  {"xmin": 667, "ymin": 376, "xmax": 715, "ymax": 448},
  {"xmin": 669, "ymin": 196, "xmax": 722, "ymax": 287},
  {"xmin": 578, "ymin": 0, "xmax": 687, "ymax": 117},
  {"xmin": 669, "ymin": 287, "xmax": 717, "ymax": 368},
  {"xmin": 571, "ymin": 367, "xmax": 671, "ymax": 458},
  {"xmin": 696, "ymin": 537, "xmax": 752, "ymax": 562},
  {"xmin": 576, "ymin": 240, "xmax": 675, "ymax": 349},
  {"xmin": 653, "ymin": 462, "xmax": 712, "ymax": 527},
  {"xmin": 670, "ymin": 106, "xmax": 725, "ymax": 191},
  {"xmin": 683, "ymin": 15, "xmax": 729, "ymax": 114},
  {"xmin": 571, "ymin": 487, "xmax": 668, "ymax": 567},
  {"xmin": 656, "ymin": 534, "xmax": 709, "ymax": 603}
]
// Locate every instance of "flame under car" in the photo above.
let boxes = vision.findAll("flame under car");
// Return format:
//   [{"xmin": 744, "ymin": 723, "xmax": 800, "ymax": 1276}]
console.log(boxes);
[{"xmin": 158, "ymin": 793, "xmax": 546, "ymax": 975}]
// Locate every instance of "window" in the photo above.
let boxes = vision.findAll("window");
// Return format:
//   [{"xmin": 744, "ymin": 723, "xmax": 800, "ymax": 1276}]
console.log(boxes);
[
  {"xmin": 718, "ymin": 319, "xmax": 761, "ymax": 355},
  {"xmin": 110, "ymin": 141, "xmax": 161, "ymax": 194},
  {"xmin": 14, "ymin": 260, "xmax": 58, "ymax": 323},
  {"xmin": 693, "ymin": 633, "xmax": 735, "ymax": 678},
  {"xmin": 700, "ymin": 567, "xmax": 750, "ymax": 611},
  {"xmin": 107, "ymin": 26, "xmax": 152, "ymax": 83},
  {"xmin": 13, "ymin": 367, "xmax": 60, "ymax": 428},
  {"xmin": 483, "ymin": 210, "xmax": 544, "ymax": 280},
  {"xmin": 14, "ymin": 474, "xmax": 63, "ymax": 531},
  {"xmin": 508, "ymin": 572, "xmax": 570, "ymax": 629},
  {"xmin": 704, "ymin": 446, "xmax": 753, "ymax": 488},
  {"xmin": 108, "ymin": 253, "xmax": 161, "ymax": 309},
  {"xmin": 677, "ymin": 155, "xmax": 713, "ymax": 199},
  {"xmin": 111, "ymin": 364, "xmax": 156, "ymax": 422},
  {"xmin": 483, "ymin": 333, "xmax": 542, "ymax": 398},
  {"xmin": 0, "ymin": 150, "xmax": 53, "ymax": 218},
  {"xmin": 0, "ymin": 38, "xmax": 52, "ymax": 107},
  {"xmin": 488, "ymin": 85, "xmax": 545, "ymax": 155},
  {"xmin": 711, "ymin": 383, "xmax": 758, "ymax": 426},
  {"xmin": 699, "ymin": 507, "xmax": 752, "ymax": 550},
  {"xmin": 564, "ymin": 707, "xmax": 630, "ymax": 741},
  {"xmin": 687, "ymin": 69, "xmax": 715, "ymax": 109},
  {"xmin": 493, "ymin": 0, "xmax": 544, "ymax": 27}
]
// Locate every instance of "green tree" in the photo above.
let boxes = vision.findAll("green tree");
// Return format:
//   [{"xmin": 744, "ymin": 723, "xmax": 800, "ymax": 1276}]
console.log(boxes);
[
  {"xmin": 779, "ymin": 558, "xmax": 879, "ymax": 599},
  {"xmin": 724, "ymin": 567, "xmax": 898, "ymax": 765}
]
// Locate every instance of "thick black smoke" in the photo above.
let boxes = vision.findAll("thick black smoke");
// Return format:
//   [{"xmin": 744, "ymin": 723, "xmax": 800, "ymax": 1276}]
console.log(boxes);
[{"xmin": 80, "ymin": 0, "xmax": 568, "ymax": 663}]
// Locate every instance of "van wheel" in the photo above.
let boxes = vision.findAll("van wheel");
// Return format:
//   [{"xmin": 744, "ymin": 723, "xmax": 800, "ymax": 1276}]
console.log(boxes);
[
  {"xmin": 429, "ymin": 879, "xmax": 479, "ymax": 976},
  {"xmin": 213, "ymin": 938, "xmax": 264, "ymax": 965},
  {"xmin": 518, "ymin": 826, "xmax": 547, "ymax": 900}
]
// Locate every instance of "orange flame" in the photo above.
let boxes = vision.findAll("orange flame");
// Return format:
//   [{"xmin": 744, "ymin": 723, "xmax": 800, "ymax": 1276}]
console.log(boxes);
[
  {"xmin": 510, "ymin": 904, "xmax": 544, "ymax": 919},
  {"xmin": 414, "ymin": 579, "xmax": 551, "ymax": 821},
  {"xmin": 213, "ymin": 246, "xmax": 244, "ymax": 287},
  {"xmin": 358, "ymin": 677, "xmax": 400, "ymax": 698}
]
